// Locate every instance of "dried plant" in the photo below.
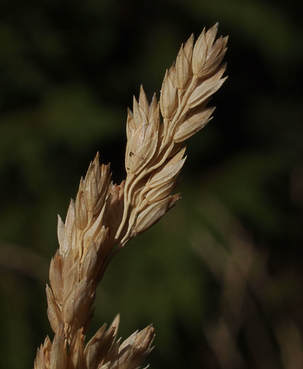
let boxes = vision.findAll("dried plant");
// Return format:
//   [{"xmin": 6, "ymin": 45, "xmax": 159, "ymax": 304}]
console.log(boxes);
[
  {"xmin": 34, "ymin": 23, "xmax": 228, "ymax": 369},
  {"xmin": 194, "ymin": 202, "xmax": 303, "ymax": 369}
]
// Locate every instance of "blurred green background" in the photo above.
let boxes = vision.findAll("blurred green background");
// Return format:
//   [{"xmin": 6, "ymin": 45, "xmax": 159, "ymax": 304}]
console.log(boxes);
[{"xmin": 1, "ymin": 1, "xmax": 303, "ymax": 368}]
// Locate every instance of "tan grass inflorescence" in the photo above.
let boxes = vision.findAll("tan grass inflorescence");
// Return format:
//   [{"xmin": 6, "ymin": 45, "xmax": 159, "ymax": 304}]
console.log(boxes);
[{"xmin": 34, "ymin": 23, "xmax": 228, "ymax": 369}]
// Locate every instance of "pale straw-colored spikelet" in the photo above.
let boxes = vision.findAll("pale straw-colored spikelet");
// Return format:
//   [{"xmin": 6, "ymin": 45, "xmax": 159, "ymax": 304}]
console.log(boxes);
[
  {"xmin": 116, "ymin": 23, "xmax": 227, "ymax": 245},
  {"xmin": 34, "ymin": 24, "xmax": 227, "ymax": 369}
]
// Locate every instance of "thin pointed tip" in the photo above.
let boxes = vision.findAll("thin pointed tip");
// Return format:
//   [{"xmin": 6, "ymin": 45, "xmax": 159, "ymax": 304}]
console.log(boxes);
[
  {"xmin": 112, "ymin": 313, "xmax": 120, "ymax": 326},
  {"xmin": 132, "ymin": 95, "xmax": 138, "ymax": 107},
  {"xmin": 127, "ymin": 106, "xmax": 133, "ymax": 115}
]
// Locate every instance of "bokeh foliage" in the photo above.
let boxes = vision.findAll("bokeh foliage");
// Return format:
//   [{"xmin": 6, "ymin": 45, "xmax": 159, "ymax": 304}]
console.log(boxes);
[{"xmin": 0, "ymin": 1, "xmax": 303, "ymax": 368}]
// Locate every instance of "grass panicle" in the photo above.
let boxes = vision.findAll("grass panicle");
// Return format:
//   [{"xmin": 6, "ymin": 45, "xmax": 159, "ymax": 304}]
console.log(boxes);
[{"xmin": 34, "ymin": 23, "xmax": 228, "ymax": 369}]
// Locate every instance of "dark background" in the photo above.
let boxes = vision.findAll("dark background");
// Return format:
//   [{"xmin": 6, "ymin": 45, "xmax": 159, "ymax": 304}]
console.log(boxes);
[{"xmin": 0, "ymin": 1, "xmax": 303, "ymax": 368}]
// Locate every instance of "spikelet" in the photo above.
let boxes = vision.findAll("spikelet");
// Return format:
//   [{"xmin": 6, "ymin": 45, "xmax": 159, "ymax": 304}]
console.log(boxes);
[{"xmin": 116, "ymin": 23, "xmax": 227, "ymax": 245}]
